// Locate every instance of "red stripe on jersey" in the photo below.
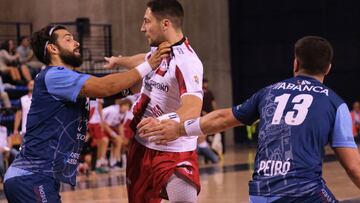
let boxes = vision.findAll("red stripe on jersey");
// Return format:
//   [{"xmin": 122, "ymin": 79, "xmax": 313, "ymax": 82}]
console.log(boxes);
[
  {"xmin": 175, "ymin": 66, "xmax": 187, "ymax": 95},
  {"xmin": 89, "ymin": 107, "xmax": 95, "ymax": 120},
  {"xmin": 185, "ymin": 39, "xmax": 193, "ymax": 53},
  {"xmin": 130, "ymin": 93, "xmax": 151, "ymax": 132}
]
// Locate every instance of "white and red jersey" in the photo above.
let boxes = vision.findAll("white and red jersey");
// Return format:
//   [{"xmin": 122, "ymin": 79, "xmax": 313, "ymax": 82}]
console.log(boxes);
[
  {"xmin": 20, "ymin": 94, "xmax": 32, "ymax": 134},
  {"xmin": 132, "ymin": 37, "xmax": 203, "ymax": 152},
  {"xmin": 88, "ymin": 99, "xmax": 104, "ymax": 124},
  {"xmin": 103, "ymin": 104, "xmax": 122, "ymax": 127}
]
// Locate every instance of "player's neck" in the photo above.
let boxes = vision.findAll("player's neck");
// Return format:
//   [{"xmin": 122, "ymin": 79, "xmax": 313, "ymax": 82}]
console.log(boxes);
[
  {"xmin": 295, "ymin": 71, "xmax": 325, "ymax": 83},
  {"xmin": 166, "ymin": 31, "xmax": 184, "ymax": 45},
  {"xmin": 49, "ymin": 58, "xmax": 76, "ymax": 70}
]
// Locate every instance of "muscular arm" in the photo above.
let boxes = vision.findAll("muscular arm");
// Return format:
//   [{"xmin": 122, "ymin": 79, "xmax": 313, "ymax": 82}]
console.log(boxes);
[
  {"xmin": 81, "ymin": 43, "xmax": 170, "ymax": 98},
  {"xmin": 176, "ymin": 95, "xmax": 203, "ymax": 122},
  {"xmin": 138, "ymin": 107, "xmax": 243, "ymax": 144},
  {"xmin": 333, "ymin": 147, "xmax": 360, "ymax": 189},
  {"xmin": 79, "ymin": 69, "xmax": 144, "ymax": 98},
  {"xmin": 181, "ymin": 108, "xmax": 242, "ymax": 136}
]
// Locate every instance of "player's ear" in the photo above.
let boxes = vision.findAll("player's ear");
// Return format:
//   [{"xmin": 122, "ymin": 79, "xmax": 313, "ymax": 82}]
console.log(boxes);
[
  {"xmin": 293, "ymin": 58, "xmax": 300, "ymax": 73},
  {"xmin": 48, "ymin": 44, "xmax": 59, "ymax": 55},
  {"xmin": 324, "ymin": 64, "xmax": 331, "ymax": 76},
  {"xmin": 161, "ymin": 19, "xmax": 170, "ymax": 31}
]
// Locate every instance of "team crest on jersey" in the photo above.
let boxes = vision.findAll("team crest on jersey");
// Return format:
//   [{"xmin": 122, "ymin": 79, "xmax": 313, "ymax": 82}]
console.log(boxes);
[
  {"xmin": 194, "ymin": 75, "xmax": 199, "ymax": 84},
  {"xmin": 297, "ymin": 80, "xmax": 311, "ymax": 85}
]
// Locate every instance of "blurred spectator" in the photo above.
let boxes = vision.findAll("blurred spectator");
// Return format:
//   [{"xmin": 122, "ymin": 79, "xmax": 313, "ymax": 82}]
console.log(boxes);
[
  {"xmin": 351, "ymin": 101, "xmax": 360, "ymax": 142},
  {"xmin": 118, "ymin": 98, "xmax": 134, "ymax": 168},
  {"xmin": 77, "ymin": 133, "xmax": 95, "ymax": 176},
  {"xmin": 88, "ymin": 99, "xmax": 109, "ymax": 173},
  {"xmin": 14, "ymin": 80, "xmax": 34, "ymax": 140},
  {"xmin": 202, "ymin": 78, "xmax": 225, "ymax": 154},
  {"xmin": 197, "ymin": 134, "xmax": 219, "ymax": 164},
  {"xmin": 16, "ymin": 36, "xmax": 43, "ymax": 76},
  {"xmin": 0, "ymin": 40, "xmax": 32, "ymax": 84},
  {"xmin": 0, "ymin": 125, "xmax": 19, "ymax": 180},
  {"xmin": 102, "ymin": 99, "xmax": 126, "ymax": 169},
  {"xmin": 202, "ymin": 78, "xmax": 217, "ymax": 115},
  {"xmin": 0, "ymin": 77, "xmax": 11, "ymax": 109}
]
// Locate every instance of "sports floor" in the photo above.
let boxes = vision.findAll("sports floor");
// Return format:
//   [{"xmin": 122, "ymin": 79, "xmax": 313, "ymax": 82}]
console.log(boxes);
[{"xmin": 0, "ymin": 145, "xmax": 359, "ymax": 203}]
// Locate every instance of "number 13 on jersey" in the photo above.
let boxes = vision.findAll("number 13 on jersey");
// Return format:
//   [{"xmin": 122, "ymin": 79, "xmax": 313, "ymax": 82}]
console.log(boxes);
[{"xmin": 271, "ymin": 93, "xmax": 314, "ymax": 126}]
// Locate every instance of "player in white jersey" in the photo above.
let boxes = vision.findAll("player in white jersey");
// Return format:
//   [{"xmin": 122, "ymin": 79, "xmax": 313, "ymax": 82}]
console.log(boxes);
[
  {"xmin": 14, "ymin": 80, "xmax": 34, "ymax": 138},
  {"xmin": 104, "ymin": 1, "xmax": 203, "ymax": 202},
  {"xmin": 88, "ymin": 99, "xmax": 110, "ymax": 172},
  {"xmin": 102, "ymin": 100, "xmax": 124, "ymax": 168}
]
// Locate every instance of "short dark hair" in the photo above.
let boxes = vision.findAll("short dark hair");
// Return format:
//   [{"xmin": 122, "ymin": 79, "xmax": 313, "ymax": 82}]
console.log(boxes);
[
  {"xmin": 30, "ymin": 25, "xmax": 66, "ymax": 65},
  {"xmin": 295, "ymin": 36, "xmax": 333, "ymax": 75},
  {"xmin": 147, "ymin": 0, "xmax": 184, "ymax": 29},
  {"xmin": 19, "ymin": 35, "xmax": 29, "ymax": 43}
]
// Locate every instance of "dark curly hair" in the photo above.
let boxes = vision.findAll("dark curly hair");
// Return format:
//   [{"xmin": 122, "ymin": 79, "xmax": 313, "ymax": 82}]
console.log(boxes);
[{"xmin": 30, "ymin": 25, "xmax": 66, "ymax": 65}]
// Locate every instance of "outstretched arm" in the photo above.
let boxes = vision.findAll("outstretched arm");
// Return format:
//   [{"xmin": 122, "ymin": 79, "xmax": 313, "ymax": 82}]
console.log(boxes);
[
  {"xmin": 334, "ymin": 147, "xmax": 360, "ymax": 189},
  {"xmin": 104, "ymin": 53, "xmax": 146, "ymax": 69},
  {"xmin": 80, "ymin": 42, "xmax": 170, "ymax": 98},
  {"xmin": 138, "ymin": 108, "xmax": 242, "ymax": 144}
]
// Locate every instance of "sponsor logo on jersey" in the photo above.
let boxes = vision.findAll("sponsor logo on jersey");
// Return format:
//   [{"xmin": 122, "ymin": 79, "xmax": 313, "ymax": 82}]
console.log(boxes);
[
  {"xmin": 273, "ymin": 82, "xmax": 329, "ymax": 96},
  {"xmin": 144, "ymin": 79, "xmax": 169, "ymax": 92},
  {"xmin": 257, "ymin": 159, "xmax": 291, "ymax": 176}
]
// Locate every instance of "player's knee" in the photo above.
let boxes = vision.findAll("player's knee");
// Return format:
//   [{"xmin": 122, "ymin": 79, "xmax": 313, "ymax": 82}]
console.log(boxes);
[{"xmin": 166, "ymin": 174, "xmax": 198, "ymax": 203}]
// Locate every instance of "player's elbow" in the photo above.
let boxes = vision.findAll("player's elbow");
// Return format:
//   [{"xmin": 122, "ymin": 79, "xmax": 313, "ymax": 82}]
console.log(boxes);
[{"xmin": 345, "ymin": 161, "xmax": 360, "ymax": 178}]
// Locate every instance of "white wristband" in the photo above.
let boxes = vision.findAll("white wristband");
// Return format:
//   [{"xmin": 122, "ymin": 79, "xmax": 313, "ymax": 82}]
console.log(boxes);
[
  {"xmin": 110, "ymin": 131, "xmax": 117, "ymax": 138},
  {"xmin": 157, "ymin": 112, "xmax": 180, "ymax": 123},
  {"xmin": 135, "ymin": 61, "xmax": 152, "ymax": 78},
  {"xmin": 184, "ymin": 118, "xmax": 203, "ymax": 136}
]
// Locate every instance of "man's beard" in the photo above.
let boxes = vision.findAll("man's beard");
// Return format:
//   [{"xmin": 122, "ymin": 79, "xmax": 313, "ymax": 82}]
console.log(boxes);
[{"xmin": 59, "ymin": 47, "xmax": 83, "ymax": 67}]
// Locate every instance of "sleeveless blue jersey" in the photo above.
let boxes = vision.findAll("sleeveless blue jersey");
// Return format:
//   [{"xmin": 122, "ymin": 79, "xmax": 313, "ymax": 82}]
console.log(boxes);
[
  {"xmin": 232, "ymin": 75, "xmax": 356, "ymax": 196},
  {"xmin": 8, "ymin": 66, "xmax": 90, "ymax": 186}
]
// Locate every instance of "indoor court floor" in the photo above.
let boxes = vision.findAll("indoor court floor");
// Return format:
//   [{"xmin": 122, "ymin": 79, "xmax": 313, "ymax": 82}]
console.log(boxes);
[{"xmin": 0, "ymin": 145, "xmax": 359, "ymax": 203}]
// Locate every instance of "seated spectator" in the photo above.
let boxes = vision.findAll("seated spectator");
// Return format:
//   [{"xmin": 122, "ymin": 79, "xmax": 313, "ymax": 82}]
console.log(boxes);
[
  {"xmin": 102, "ymin": 99, "xmax": 126, "ymax": 170},
  {"xmin": 16, "ymin": 36, "xmax": 43, "ymax": 77},
  {"xmin": 197, "ymin": 134, "xmax": 219, "ymax": 164},
  {"xmin": 0, "ymin": 76, "xmax": 11, "ymax": 109},
  {"xmin": 87, "ymin": 99, "xmax": 109, "ymax": 173},
  {"xmin": 117, "ymin": 98, "xmax": 134, "ymax": 167},
  {"xmin": 0, "ymin": 40, "xmax": 32, "ymax": 84}
]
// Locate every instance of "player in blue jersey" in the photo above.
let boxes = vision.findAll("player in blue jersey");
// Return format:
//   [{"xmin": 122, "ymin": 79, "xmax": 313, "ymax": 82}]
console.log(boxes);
[
  {"xmin": 138, "ymin": 36, "xmax": 360, "ymax": 202},
  {"xmin": 3, "ymin": 25, "xmax": 170, "ymax": 203}
]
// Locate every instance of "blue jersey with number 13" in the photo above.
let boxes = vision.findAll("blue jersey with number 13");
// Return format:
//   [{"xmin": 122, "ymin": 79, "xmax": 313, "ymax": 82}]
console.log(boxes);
[{"xmin": 232, "ymin": 75, "xmax": 356, "ymax": 196}]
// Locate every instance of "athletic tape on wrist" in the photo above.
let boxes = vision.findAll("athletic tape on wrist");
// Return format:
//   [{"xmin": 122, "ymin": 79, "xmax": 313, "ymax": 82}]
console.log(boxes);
[
  {"xmin": 135, "ymin": 61, "xmax": 152, "ymax": 78},
  {"xmin": 157, "ymin": 112, "xmax": 180, "ymax": 123},
  {"xmin": 184, "ymin": 118, "xmax": 203, "ymax": 136}
]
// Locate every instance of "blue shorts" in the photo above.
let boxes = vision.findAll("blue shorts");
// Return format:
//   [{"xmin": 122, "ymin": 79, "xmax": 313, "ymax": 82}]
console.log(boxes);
[
  {"xmin": 4, "ymin": 173, "xmax": 61, "ymax": 203},
  {"xmin": 250, "ymin": 185, "xmax": 338, "ymax": 203}
]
